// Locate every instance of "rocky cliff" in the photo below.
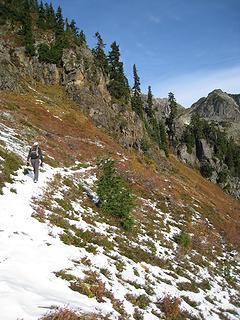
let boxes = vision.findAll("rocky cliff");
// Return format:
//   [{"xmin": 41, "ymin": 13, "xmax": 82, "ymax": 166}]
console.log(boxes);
[
  {"xmin": 179, "ymin": 89, "xmax": 240, "ymax": 143},
  {"xmin": 176, "ymin": 90, "xmax": 240, "ymax": 199},
  {"xmin": 189, "ymin": 89, "xmax": 240, "ymax": 122},
  {"xmin": 0, "ymin": 24, "xmax": 145, "ymax": 150}
]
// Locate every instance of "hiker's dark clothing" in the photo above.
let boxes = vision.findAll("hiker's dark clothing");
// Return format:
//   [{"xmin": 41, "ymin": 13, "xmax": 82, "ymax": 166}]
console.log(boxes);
[
  {"xmin": 31, "ymin": 158, "xmax": 40, "ymax": 182},
  {"xmin": 27, "ymin": 146, "xmax": 43, "ymax": 163},
  {"xmin": 27, "ymin": 146, "xmax": 43, "ymax": 182}
]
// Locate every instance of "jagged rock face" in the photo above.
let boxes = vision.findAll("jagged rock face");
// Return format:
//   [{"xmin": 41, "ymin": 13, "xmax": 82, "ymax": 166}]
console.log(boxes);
[
  {"xmin": 177, "ymin": 138, "xmax": 240, "ymax": 199},
  {"xmin": 190, "ymin": 89, "xmax": 240, "ymax": 122},
  {"xmin": 177, "ymin": 144, "xmax": 200, "ymax": 167},
  {"xmin": 0, "ymin": 41, "xmax": 60, "ymax": 91},
  {"xmin": 0, "ymin": 42, "xmax": 26, "ymax": 92},
  {"xmin": 229, "ymin": 94, "xmax": 240, "ymax": 108},
  {"xmin": 61, "ymin": 47, "xmax": 145, "ymax": 149},
  {"xmin": 178, "ymin": 139, "xmax": 214, "ymax": 168},
  {"xmin": 0, "ymin": 28, "xmax": 145, "ymax": 150}
]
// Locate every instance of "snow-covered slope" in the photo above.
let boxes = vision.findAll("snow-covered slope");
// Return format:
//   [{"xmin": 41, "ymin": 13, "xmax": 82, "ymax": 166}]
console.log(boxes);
[{"xmin": 0, "ymin": 120, "xmax": 240, "ymax": 320}]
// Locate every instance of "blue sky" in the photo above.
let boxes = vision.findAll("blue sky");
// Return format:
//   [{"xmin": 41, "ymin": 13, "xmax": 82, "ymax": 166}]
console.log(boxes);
[{"xmin": 48, "ymin": 0, "xmax": 240, "ymax": 107}]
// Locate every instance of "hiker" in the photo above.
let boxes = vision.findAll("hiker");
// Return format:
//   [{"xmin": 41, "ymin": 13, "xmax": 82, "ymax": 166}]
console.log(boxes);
[{"xmin": 27, "ymin": 142, "xmax": 43, "ymax": 183}]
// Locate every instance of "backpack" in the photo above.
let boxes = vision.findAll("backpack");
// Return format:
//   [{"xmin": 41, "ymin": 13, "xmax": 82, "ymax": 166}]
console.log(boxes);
[{"xmin": 30, "ymin": 146, "xmax": 39, "ymax": 159}]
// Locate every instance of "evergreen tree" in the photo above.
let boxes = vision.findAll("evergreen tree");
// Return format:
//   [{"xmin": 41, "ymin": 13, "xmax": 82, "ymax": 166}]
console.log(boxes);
[
  {"xmin": 92, "ymin": 32, "xmax": 108, "ymax": 73},
  {"xmin": 97, "ymin": 158, "xmax": 135, "ymax": 230},
  {"xmin": 146, "ymin": 85, "xmax": 154, "ymax": 120},
  {"xmin": 37, "ymin": 1, "xmax": 45, "ymax": 29},
  {"xmin": 23, "ymin": 0, "xmax": 35, "ymax": 56},
  {"xmin": 166, "ymin": 92, "xmax": 177, "ymax": 143},
  {"xmin": 45, "ymin": 2, "xmax": 56, "ymax": 29},
  {"xmin": 131, "ymin": 64, "xmax": 143, "ymax": 117},
  {"xmin": 69, "ymin": 19, "xmax": 78, "ymax": 37},
  {"xmin": 65, "ymin": 18, "xmax": 70, "ymax": 32},
  {"xmin": 29, "ymin": 0, "xmax": 38, "ymax": 12},
  {"xmin": 108, "ymin": 41, "xmax": 130, "ymax": 103},
  {"xmin": 55, "ymin": 6, "xmax": 64, "ymax": 37},
  {"xmin": 78, "ymin": 30, "xmax": 87, "ymax": 46},
  {"xmin": 53, "ymin": 6, "xmax": 68, "ymax": 64}
]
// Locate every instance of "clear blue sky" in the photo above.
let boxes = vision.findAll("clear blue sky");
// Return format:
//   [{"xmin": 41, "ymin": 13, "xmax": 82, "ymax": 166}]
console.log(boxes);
[{"xmin": 47, "ymin": 0, "xmax": 240, "ymax": 107}]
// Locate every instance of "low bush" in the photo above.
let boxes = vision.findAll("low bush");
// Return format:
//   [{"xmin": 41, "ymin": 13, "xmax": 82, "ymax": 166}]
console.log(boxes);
[
  {"xmin": 0, "ymin": 146, "xmax": 23, "ymax": 193},
  {"xmin": 174, "ymin": 231, "xmax": 191, "ymax": 248},
  {"xmin": 156, "ymin": 295, "xmax": 181, "ymax": 320},
  {"xmin": 126, "ymin": 293, "xmax": 150, "ymax": 309},
  {"xmin": 39, "ymin": 307, "xmax": 111, "ymax": 319}
]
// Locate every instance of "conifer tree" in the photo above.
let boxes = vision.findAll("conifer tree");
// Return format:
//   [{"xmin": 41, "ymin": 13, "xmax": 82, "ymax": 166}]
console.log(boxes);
[
  {"xmin": 97, "ymin": 158, "xmax": 135, "ymax": 230},
  {"xmin": 108, "ymin": 41, "xmax": 130, "ymax": 103},
  {"xmin": 78, "ymin": 30, "xmax": 87, "ymax": 46},
  {"xmin": 92, "ymin": 32, "xmax": 108, "ymax": 73},
  {"xmin": 166, "ymin": 92, "xmax": 178, "ymax": 143},
  {"xmin": 23, "ymin": 0, "xmax": 35, "ymax": 56},
  {"xmin": 29, "ymin": 0, "xmax": 38, "ymax": 12},
  {"xmin": 146, "ymin": 85, "xmax": 154, "ymax": 120},
  {"xmin": 65, "ymin": 18, "xmax": 70, "ymax": 32},
  {"xmin": 55, "ymin": 6, "xmax": 64, "ymax": 37},
  {"xmin": 37, "ymin": 1, "xmax": 45, "ymax": 29},
  {"xmin": 45, "ymin": 2, "xmax": 56, "ymax": 29},
  {"xmin": 131, "ymin": 64, "xmax": 143, "ymax": 117},
  {"xmin": 69, "ymin": 19, "xmax": 78, "ymax": 37},
  {"xmin": 52, "ymin": 5, "xmax": 67, "ymax": 65}
]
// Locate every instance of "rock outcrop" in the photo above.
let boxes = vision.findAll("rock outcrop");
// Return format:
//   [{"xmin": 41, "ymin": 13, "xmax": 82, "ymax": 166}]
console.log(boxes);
[
  {"xmin": 190, "ymin": 89, "xmax": 240, "ymax": 122},
  {"xmin": 177, "ymin": 138, "xmax": 240, "ymax": 199},
  {"xmin": 0, "ymin": 27, "xmax": 145, "ymax": 150}
]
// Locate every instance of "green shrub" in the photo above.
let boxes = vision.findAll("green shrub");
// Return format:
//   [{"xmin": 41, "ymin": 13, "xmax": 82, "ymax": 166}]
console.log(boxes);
[
  {"xmin": 96, "ymin": 157, "xmax": 135, "ymax": 230},
  {"xmin": 126, "ymin": 293, "xmax": 150, "ymax": 309},
  {"xmin": 200, "ymin": 161, "xmax": 213, "ymax": 178},
  {"xmin": 0, "ymin": 147, "xmax": 22, "ymax": 193},
  {"xmin": 217, "ymin": 169, "xmax": 229, "ymax": 184},
  {"xmin": 55, "ymin": 198, "xmax": 73, "ymax": 212},
  {"xmin": 174, "ymin": 231, "xmax": 191, "ymax": 248}
]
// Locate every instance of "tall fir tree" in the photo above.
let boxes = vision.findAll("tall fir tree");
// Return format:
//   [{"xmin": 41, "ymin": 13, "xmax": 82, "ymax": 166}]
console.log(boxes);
[
  {"xmin": 65, "ymin": 18, "xmax": 70, "ymax": 32},
  {"xmin": 78, "ymin": 30, "xmax": 87, "ymax": 46},
  {"xmin": 37, "ymin": 1, "xmax": 45, "ymax": 29},
  {"xmin": 131, "ymin": 64, "xmax": 143, "ymax": 117},
  {"xmin": 23, "ymin": 0, "xmax": 35, "ymax": 56},
  {"xmin": 69, "ymin": 19, "xmax": 78, "ymax": 37},
  {"xmin": 108, "ymin": 41, "xmax": 130, "ymax": 103},
  {"xmin": 29, "ymin": 0, "xmax": 38, "ymax": 12},
  {"xmin": 45, "ymin": 2, "xmax": 56, "ymax": 29},
  {"xmin": 166, "ymin": 92, "xmax": 178, "ymax": 143},
  {"xmin": 55, "ymin": 6, "xmax": 64, "ymax": 37},
  {"xmin": 146, "ymin": 85, "xmax": 154, "ymax": 120},
  {"xmin": 92, "ymin": 32, "xmax": 108, "ymax": 73}
]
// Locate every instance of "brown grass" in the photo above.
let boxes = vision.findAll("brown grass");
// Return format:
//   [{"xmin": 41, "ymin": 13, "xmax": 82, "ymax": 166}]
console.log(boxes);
[
  {"xmin": 39, "ymin": 307, "xmax": 110, "ymax": 320},
  {"xmin": 156, "ymin": 295, "xmax": 181, "ymax": 319}
]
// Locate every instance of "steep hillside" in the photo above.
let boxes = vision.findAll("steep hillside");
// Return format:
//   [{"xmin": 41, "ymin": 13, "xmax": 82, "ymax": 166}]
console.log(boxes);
[{"xmin": 0, "ymin": 85, "xmax": 240, "ymax": 320}]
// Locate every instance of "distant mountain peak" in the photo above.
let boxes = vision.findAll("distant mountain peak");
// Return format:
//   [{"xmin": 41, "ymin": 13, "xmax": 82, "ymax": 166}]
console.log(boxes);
[{"xmin": 190, "ymin": 89, "xmax": 240, "ymax": 122}]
